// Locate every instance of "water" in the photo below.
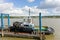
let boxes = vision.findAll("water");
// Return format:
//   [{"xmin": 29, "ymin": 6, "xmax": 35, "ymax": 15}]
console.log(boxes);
[
  {"xmin": 0, "ymin": 18, "xmax": 60, "ymax": 40},
  {"xmin": 0, "ymin": 37, "xmax": 35, "ymax": 40},
  {"xmin": 42, "ymin": 18, "xmax": 60, "ymax": 40}
]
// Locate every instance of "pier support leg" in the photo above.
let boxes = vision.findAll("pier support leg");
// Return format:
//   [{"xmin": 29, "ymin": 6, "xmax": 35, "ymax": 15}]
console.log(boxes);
[
  {"xmin": 2, "ymin": 29, "xmax": 4, "ymax": 37},
  {"xmin": 42, "ymin": 32, "xmax": 45, "ymax": 40},
  {"xmin": 39, "ymin": 32, "xmax": 45, "ymax": 40},
  {"xmin": 39, "ymin": 13, "xmax": 45, "ymax": 40},
  {"xmin": 39, "ymin": 32, "xmax": 42, "ymax": 40}
]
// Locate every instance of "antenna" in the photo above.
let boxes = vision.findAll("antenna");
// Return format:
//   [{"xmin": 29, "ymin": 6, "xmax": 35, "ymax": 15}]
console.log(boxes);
[
  {"xmin": 28, "ymin": 8, "xmax": 30, "ymax": 19},
  {"xmin": 27, "ymin": 8, "xmax": 31, "ymax": 23},
  {"xmin": 29, "ymin": 8, "xmax": 30, "ymax": 18}
]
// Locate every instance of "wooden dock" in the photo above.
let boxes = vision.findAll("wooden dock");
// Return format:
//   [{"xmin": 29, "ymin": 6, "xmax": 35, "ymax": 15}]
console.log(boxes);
[
  {"xmin": 0, "ymin": 31, "xmax": 46, "ymax": 40},
  {"xmin": 0, "ymin": 32, "xmax": 40, "ymax": 39}
]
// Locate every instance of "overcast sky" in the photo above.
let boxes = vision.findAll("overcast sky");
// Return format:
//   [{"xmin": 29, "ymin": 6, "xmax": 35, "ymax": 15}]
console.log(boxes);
[{"xmin": 0, "ymin": 0, "xmax": 60, "ymax": 16}]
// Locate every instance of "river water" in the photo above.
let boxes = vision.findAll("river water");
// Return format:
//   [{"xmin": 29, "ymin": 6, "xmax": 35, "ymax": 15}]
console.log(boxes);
[{"xmin": 0, "ymin": 18, "xmax": 60, "ymax": 40}]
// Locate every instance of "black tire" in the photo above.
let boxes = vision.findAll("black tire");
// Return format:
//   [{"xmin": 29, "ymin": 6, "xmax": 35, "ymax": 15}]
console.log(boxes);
[{"xmin": 13, "ymin": 21, "xmax": 23, "ymax": 27}]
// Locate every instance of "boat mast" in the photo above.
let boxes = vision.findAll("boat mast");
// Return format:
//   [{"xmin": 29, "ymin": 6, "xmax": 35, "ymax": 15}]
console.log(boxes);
[
  {"xmin": 28, "ymin": 8, "xmax": 31, "ymax": 23},
  {"xmin": 28, "ymin": 8, "xmax": 30, "ymax": 19}
]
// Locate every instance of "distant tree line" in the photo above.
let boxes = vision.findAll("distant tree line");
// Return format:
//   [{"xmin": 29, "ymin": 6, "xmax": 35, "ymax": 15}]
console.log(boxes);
[
  {"xmin": 42, "ymin": 16, "xmax": 60, "ymax": 18},
  {"xmin": 0, "ymin": 16, "xmax": 60, "ymax": 18}
]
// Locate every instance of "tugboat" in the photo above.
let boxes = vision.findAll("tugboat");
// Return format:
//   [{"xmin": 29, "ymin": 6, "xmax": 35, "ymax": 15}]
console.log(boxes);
[{"xmin": 9, "ymin": 9, "xmax": 35, "ymax": 34}]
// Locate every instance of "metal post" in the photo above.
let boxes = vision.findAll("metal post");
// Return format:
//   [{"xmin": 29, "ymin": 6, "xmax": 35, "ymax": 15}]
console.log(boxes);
[
  {"xmin": 28, "ymin": 9, "xmax": 30, "ymax": 18},
  {"xmin": 1, "ymin": 14, "xmax": 4, "ymax": 37},
  {"xmin": 39, "ymin": 13, "xmax": 42, "ymax": 40},
  {"xmin": 39, "ymin": 13, "xmax": 45, "ymax": 40},
  {"xmin": 8, "ymin": 14, "xmax": 10, "ymax": 27},
  {"xmin": 39, "ymin": 13, "xmax": 42, "ymax": 32}
]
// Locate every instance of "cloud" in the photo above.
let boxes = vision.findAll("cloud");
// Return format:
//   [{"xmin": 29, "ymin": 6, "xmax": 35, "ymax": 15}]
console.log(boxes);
[
  {"xmin": 37, "ymin": 0, "xmax": 60, "ymax": 16},
  {"xmin": 22, "ymin": 6, "xmax": 50, "ymax": 16},
  {"xmin": 0, "ymin": 0, "xmax": 42, "ymax": 16},
  {"xmin": 3, "ymin": 8, "xmax": 23, "ymax": 14},
  {"xmin": 27, "ymin": 0, "xmax": 35, "ymax": 2},
  {"xmin": 0, "ymin": 3, "xmax": 13, "ymax": 13},
  {"xmin": 0, "ymin": 0, "xmax": 4, "ymax": 3},
  {"xmin": 39, "ymin": 0, "xmax": 60, "ymax": 9},
  {"xmin": 0, "ymin": 2, "xmax": 24, "ymax": 16},
  {"xmin": 1, "ymin": 0, "xmax": 60, "ymax": 16},
  {"xmin": 0, "ymin": 3, "xmax": 13, "ymax": 10},
  {"xmin": 0, "ymin": 2, "xmax": 50, "ymax": 16}
]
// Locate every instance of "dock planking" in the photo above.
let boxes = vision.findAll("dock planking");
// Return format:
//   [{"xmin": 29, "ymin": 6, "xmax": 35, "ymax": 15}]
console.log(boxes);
[{"xmin": 0, "ymin": 32, "xmax": 40, "ymax": 38}]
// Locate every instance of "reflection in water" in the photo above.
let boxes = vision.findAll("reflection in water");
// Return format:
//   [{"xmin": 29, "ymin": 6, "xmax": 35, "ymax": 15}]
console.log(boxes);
[
  {"xmin": 45, "ymin": 34, "xmax": 55, "ymax": 40},
  {"xmin": 1, "ymin": 37, "xmax": 35, "ymax": 40},
  {"xmin": 0, "ymin": 34, "xmax": 55, "ymax": 40}
]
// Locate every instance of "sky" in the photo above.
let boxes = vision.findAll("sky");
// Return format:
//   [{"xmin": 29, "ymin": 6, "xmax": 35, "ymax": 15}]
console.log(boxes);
[{"xmin": 0, "ymin": 0, "xmax": 60, "ymax": 16}]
